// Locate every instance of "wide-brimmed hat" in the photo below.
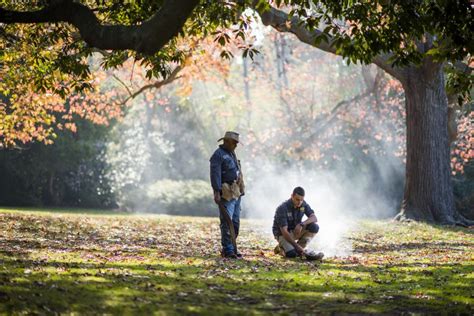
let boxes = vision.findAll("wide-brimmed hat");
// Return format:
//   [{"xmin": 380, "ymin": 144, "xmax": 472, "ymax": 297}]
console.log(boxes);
[{"xmin": 218, "ymin": 131, "xmax": 241, "ymax": 144}]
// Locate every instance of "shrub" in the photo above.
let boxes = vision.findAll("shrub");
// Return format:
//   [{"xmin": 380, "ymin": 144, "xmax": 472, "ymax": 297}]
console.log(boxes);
[{"xmin": 137, "ymin": 179, "xmax": 216, "ymax": 216}]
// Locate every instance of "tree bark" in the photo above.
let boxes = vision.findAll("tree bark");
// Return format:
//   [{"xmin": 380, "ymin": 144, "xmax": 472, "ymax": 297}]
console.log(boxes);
[
  {"xmin": 242, "ymin": 56, "xmax": 253, "ymax": 129},
  {"xmin": 48, "ymin": 171, "xmax": 60, "ymax": 206},
  {"xmin": 396, "ymin": 59, "xmax": 456, "ymax": 224}
]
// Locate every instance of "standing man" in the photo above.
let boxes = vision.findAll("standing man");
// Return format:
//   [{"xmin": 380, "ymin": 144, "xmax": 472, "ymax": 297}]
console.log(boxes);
[
  {"xmin": 210, "ymin": 131, "xmax": 245, "ymax": 259},
  {"xmin": 272, "ymin": 187, "xmax": 324, "ymax": 260}
]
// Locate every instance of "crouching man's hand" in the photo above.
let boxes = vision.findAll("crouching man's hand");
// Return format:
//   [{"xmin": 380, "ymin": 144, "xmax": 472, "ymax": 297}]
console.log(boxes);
[{"xmin": 295, "ymin": 245, "xmax": 305, "ymax": 255}]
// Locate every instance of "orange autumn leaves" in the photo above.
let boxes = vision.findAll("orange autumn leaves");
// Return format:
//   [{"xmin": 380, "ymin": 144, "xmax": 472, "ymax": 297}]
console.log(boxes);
[
  {"xmin": 451, "ymin": 111, "xmax": 473, "ymax": 175},
  {"xmin": 0, "ymin": 77, "xmax": 124, "ymax": 148}
]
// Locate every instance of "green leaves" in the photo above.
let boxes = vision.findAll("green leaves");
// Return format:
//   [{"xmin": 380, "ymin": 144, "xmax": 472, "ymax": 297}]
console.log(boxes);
[
  {"xmin": 242, "ymin": 47, "xmax": 259, "ymax": 60},
  {"xmin": 445, "ymin": 62, "xmax": 473, "ymax": 106},
  {"xmin": 101, "ymin": 51, "xmax": 130, "ymax": 70},
  {"xmin": 285, "ymin": 0, "xmax": 472, "ymax": 68},
  {"xmin": 213, "ymin": 31, "xmax": 231, "ymax": 47},
  {"xmin": 219, "ymin": 50, "xmax": 234, "ymax": 60}
]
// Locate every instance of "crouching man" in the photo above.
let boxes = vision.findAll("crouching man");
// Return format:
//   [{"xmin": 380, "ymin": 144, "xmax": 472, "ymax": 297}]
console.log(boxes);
[{"xmin": 272, "ymin": 187, "xmax": 324, "ymax": 261}]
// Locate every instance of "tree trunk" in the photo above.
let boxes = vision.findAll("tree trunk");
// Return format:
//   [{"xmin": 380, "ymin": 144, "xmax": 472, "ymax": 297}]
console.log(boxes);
[
  {"xmin": 396, "ymin": 60, "xmax": 456, "ymax": 224},
  {"xmin": 48, "ymin": 171, "xmax": 60, "ymax": 206},
  {"xmin": 242, "ymin": 56, "xmax": 252, "ymax": 128}
]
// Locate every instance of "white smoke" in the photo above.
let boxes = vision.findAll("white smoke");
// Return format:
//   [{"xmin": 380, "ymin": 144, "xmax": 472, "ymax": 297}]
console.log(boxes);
[{"xmin": 242, "ymin": 160, "xmax": 398, "ymax": 257}]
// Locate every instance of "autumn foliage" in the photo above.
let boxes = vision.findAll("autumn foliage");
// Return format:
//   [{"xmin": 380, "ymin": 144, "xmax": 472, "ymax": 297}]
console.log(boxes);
[{"xmin": 451, "ymin": 111, "xmax": 474, "ymax": 175}]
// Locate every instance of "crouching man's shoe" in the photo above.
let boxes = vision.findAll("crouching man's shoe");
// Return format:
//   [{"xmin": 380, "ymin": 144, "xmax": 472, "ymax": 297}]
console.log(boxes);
[
  {"xmin": 304, "ymin": 250, "xmax": 324, "ymax": 261},
  {"xmin": 273, "ymin": 244, "xmax": 282, "ymax": 255}
]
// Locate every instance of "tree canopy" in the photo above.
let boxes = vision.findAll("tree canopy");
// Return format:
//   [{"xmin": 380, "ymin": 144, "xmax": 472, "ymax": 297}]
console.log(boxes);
[{"xmin": 1, "ymin": 0, "xmax": 471, "ymax": 97}]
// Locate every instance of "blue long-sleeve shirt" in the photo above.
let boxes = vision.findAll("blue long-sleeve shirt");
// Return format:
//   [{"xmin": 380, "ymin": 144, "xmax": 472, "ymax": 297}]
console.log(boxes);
[{"xmin": 210, "ymin": 145, "xmax": 240, "ymax": 192}]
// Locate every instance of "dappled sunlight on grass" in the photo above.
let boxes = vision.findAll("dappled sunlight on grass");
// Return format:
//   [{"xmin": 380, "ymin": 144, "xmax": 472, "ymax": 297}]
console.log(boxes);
[{"xmin": 0, "ymin": 208, "xmax": 473, "ymax": 314}]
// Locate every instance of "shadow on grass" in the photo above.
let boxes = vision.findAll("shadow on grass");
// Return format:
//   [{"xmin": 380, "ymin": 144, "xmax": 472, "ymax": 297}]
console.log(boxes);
[
  {"xmin": 0, "ymin": 255, "xmax": 472, "ymax": 315},
  {"xmin": 350, "ymin": 238, "xmax": 474, "ymax": 253},
  {"xmin": 429, "ymin": 223, "xmax": 474, "ymax": 235}
]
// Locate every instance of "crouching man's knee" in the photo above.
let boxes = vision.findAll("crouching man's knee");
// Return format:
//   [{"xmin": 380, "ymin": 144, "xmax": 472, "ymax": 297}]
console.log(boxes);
[
  {"xmin": 306, "ymin": 222, "xmax": 319, "ymax": 234},
  {"xmin": 285, "ymin": 249, "xmax": 298, "ymax": 258}
]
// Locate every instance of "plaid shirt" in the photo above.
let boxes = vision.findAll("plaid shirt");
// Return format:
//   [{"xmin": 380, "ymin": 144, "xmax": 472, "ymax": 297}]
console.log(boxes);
[{"xmin": 272, "ymin": 199, "xmax": 315, "ymax": 236}]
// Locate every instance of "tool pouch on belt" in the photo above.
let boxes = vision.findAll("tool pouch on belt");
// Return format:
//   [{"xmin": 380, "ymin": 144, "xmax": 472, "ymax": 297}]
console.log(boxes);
[{"xmin": 221, "ymin": 182, "xmax": 241, "ymax": 201}]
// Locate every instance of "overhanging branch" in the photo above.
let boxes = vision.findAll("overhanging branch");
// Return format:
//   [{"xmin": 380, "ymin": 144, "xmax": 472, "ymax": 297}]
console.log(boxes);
[
  {"xmin": 308, "ymin": 89, "xmax": 373, "ymax": 141},
  {"xmin": 257, "ymin": 5, "xmax": 402, "ymax": 80},
  {"xmin": 117, "ymin": 65, "xmax": 183, "ymax": 106},
  {"xmin": 0, "ymin": 0, "xmax": 199, "ymax": 55}
]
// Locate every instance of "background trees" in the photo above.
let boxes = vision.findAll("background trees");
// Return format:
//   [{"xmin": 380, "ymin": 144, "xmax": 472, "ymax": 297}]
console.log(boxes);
[
  {"xmin": 0, "ymin": 118, "xmax": 114, "ymax": 207},
  {"xmin": 0, "ymin": 1, "xmax": 472, "ymax": 223}
]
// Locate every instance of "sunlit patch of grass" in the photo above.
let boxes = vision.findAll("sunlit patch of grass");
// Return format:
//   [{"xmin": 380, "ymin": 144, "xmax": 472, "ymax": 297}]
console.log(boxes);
[{"xmin": 0, "ymin": 208, "xmax": 473, "ymax": 314}]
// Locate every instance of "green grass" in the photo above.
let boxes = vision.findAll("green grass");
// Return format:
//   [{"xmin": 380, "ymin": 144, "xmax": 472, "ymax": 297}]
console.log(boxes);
[{"xmin": 0, "ymin": 208, "xmax": 473, "ymax": 315}]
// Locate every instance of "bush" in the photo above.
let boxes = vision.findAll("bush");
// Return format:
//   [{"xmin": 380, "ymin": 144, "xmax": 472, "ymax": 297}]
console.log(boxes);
[{"xmin": 117, "ymin": 179, "xmax": 216, "ymax": 216}]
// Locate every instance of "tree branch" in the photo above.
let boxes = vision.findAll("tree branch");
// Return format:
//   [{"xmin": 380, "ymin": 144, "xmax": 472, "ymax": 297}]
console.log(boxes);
[
  {"xmin": 0, "ymin": 0, "xmax": 199, "ymax": 55},
  {"xmin": 118, "ymin": 65, "xmax": 183, "ymax": 106},
  {"xmin": 112, "ymin": 74, "xmax": 133, "ymax": 97},
  {"xmin": 308, "ymin": 89, "xmax": 372, "ymax": 141},
  {"xmin": 257, "ymin": 5, "xmax": 403, "ymax": 80}
]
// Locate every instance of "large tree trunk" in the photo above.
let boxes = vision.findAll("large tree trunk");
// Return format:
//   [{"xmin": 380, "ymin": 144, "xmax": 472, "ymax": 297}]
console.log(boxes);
[{"xmin": 396, "ymin": 59, "xmax": 456, "ymax": 224}]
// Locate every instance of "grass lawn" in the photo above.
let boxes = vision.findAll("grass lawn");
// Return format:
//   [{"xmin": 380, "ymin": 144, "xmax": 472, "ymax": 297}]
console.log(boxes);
[{"xmin": 0, "ymin": 208, "xmax": 473, "ymax": 315}]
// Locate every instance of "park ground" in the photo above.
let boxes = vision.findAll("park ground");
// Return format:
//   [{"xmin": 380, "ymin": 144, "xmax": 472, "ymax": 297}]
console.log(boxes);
[{"xmin": 0, "ymin": 208, "xmax": 473, "ymax": 315}]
